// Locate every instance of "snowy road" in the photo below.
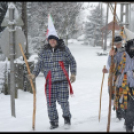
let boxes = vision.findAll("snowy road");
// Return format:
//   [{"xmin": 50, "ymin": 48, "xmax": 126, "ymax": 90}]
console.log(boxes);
[{"xmin": 0, "ymin": 42, "xmax": 126, "ymax": 132}]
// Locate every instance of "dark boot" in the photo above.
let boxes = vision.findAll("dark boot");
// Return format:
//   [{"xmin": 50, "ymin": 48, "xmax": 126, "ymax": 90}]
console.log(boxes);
[
  {"xmin": 116, "ymin": 110, "xmax": 122, "ymax": 120},
  {"xmin": 63, "ymin": 117, "xmax": 71, "ymax": 129},
  {"xmin": 116, "ymin": 108, "xmax": 125, "ymax": 120},
  {"xmin": 64, "ymin": 116, "xmax": 71, "ymax": 125},
  {"xmin": 50, "ymin": 121, "xmax": 58, "ymax": 129},
  {"xmin": 126, "ymin": 127, "xmax": 133, "ymax": 132},
  {"xmin": 124, "ymin": 120, "xmax": 134, "ymax": 127},
  {"xmin": 126, "ymin": 125, "xmax": 133, "ymax": 132}
]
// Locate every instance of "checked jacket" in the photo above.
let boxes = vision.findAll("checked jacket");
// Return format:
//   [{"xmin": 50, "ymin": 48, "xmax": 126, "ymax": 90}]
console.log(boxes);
[{"xmin": 32, "ymin": 39, "xmax": 77, "ymax": 82}]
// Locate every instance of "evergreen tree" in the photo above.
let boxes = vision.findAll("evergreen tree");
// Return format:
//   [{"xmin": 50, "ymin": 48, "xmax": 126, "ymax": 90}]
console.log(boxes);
[
  {"xmin": 85, "ymin": 3, "xmax": 105, "ymax": 46},
  {"xmin": 0, "ymin": 2, "xmax": 8, "ymax": 56},
  {"xmin": 16, "ymin": 2, "xmax": 83, "ymax": 54},
  {"xmin": 0, "ymin": 2, "xmax": 8, "ymax": 33}
]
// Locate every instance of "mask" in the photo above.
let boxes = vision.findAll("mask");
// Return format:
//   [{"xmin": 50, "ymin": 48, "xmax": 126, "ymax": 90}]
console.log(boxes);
[{"xmin": 125, "ymin": 39, "xmax": 134, "ymax": 58}]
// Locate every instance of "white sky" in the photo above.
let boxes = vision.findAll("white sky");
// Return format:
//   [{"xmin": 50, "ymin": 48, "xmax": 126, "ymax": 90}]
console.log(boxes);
[{"xmin": 81, "ymin": 2, "xmax": 121, "ymax": 24}]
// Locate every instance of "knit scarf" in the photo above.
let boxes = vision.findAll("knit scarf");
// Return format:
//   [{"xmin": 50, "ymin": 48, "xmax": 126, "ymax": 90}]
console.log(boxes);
[{"xmin": 111, "ymin": 52, "xmax": 133, "ymax": 110}]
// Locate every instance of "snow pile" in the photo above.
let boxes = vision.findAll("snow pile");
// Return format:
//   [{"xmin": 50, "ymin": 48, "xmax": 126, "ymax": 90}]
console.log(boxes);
[
  {"xmin": 14, "ymin": 54, "xmax": 39, "ymax": 64},
  {"xmin": 28, "ymin": 54, "xmax": 38, "ymax": 64},
  {"xmin": 14, "ymin": 56, "xmax": 24, "ymax": 64},
  {"xmin": 68, "ymin": 39, "xmax": 78, "ymax": 44},
  {"xmin": 77, "ymin": 34, "xmax": 85, "ymax": 41},
  {"xmin": 96, "ymin": 49, "xmax": 109, "ymax": 56},
  {"xmin": 68, "ymin": 39, "xmax": 85, "ymax": 46}
]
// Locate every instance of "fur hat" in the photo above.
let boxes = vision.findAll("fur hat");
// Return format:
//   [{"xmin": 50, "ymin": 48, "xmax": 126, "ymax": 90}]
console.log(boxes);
[{"xmin": 114, "ymin": 35, "xmax": 123, "ymax": 44}]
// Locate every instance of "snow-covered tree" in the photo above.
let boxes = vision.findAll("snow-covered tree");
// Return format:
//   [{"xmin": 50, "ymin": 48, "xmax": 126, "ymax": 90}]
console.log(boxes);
[
  {"xmin": 0, "ymin": 2, "xmax": 7, "ymax": 60},
  {"xmin": 0, "ymin": 2, "xmax": 8, "ymax": 33},
  {"xmin": 16, "ymin": 2, "xmax": 83, "ymax": 54},
  {"xmin": 85, "ymin": 3, "xmax": 105, "ymax": 46}
]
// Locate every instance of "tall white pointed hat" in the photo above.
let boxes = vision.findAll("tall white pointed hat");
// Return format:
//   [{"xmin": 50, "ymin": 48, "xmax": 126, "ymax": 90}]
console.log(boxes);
[
  {"xmin": 46, "ymin": 13, "xmax": 59, "ymax": 41},
  {"xmin": 124, "ymin": 26, "xmax": 134, "ymax": 41}
]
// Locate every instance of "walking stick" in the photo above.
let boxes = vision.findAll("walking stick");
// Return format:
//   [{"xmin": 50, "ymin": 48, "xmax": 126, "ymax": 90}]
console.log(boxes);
[
  {"xmin": 18, "ymin": 43, "xmax": 36, "ymax": 130},
  {"xmin": 99, "ymin": 65, "xmax": 106, "ymax": 122},
  {"xmin": 107, "ymin": 2, "xmax": 117, "ymax": 132}
]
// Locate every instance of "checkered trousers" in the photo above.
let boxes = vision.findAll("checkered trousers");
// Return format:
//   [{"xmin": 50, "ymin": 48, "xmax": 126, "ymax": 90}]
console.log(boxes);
[{"xmin": 45, "ymin": 80, "xmax": 71, "ymax": 123}]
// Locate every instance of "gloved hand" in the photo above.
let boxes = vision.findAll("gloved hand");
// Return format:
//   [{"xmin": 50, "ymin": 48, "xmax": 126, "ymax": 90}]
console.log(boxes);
[
  {"xmin": 70, "ymin": 74, "xmax": 76, "ymax": 83},
  {"xmin": 27, "ymin": 74, "xmax": 35, "ymax": 81},
  {"xmin": 102, "ymin": 67, "xmax": 108, "ymax": 73}
]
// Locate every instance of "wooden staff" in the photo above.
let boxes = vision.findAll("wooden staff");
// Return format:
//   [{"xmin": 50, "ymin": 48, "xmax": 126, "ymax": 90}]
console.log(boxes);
[
  {"xmin": 18, "ymin": 43, "xmax": 36, "ymax": 130},
  {"xmin": 107, "ymin": 2, "xmax": 117, "ymax": 132},
  {"xmin": 108, "ymin": 3, "xmax": 127, "ymax": 41},
  {"xmin": 99, "ymin": 65, "xmax": 106, "ymax": 121}
]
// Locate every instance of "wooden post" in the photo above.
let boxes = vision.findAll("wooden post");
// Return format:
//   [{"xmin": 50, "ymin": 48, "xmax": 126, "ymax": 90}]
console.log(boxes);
[
  {"xmin": 107, "ymin": 2, "xmax": 117, "ymax": 132},
  {"xmin": 102, "ymin": 32, "xmax": 104, "ymax": 48},
  {"xmin": 9, "ymin": 3, "xmax": 16, "ymax": 117},
  {"xmin": 93, "ymin": 25, "xmax": 96, "ymax": 47},
  {"xmin": 104, "ymin": 3, "xmax": 109, "ymax": 51}
]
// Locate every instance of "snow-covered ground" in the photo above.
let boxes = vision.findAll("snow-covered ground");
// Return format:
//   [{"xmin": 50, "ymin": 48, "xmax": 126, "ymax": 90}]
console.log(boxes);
[{"xmin": 0, "ymin": 40, "xmax": 126, "ymax": 132}]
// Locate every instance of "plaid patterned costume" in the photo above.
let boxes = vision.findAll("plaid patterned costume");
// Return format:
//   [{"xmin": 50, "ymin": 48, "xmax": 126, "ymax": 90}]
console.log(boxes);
[
  {"xmin": 32, "ymin": 40, "xmax": 76, "ymax": 81},
  {"xmin": 32, "ymin": 39, "xmax": 77, "ymax": 124},
  {"xmin": 46, "ymin": 80, "xmax": 70, "ymax": 124}
]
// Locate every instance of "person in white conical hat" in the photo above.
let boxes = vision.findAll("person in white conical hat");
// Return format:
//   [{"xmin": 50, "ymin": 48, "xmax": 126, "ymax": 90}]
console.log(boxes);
[{"xmin": 27, "ymin": 13, "xmax": 77, "ymax": 129}]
